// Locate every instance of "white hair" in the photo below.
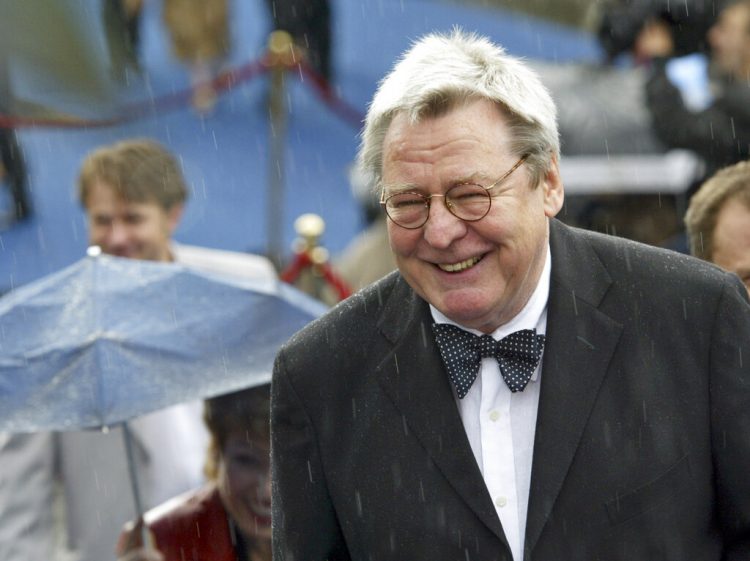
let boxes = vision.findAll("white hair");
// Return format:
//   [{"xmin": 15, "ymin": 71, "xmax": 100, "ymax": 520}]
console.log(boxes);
[{"xmin": 358, "ymin": 29, "xmax": 559, "ymax": 188}]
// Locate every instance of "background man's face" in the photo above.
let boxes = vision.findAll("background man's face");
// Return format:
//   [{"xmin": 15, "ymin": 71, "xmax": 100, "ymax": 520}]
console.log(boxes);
[
  {"xmin": 382, "ymin": 99, "xmax": 563, "ymax": 333},
  {"xmin": 712, "ymin": 198, "xmax": 750, "ymax": 294},
  {"xmin": 708, "ymin": 3, "xmax": 750, "ymax": 77},
  {"xmin": 85, "ymin": 178, "xmax": 181, "ymax": 262}
]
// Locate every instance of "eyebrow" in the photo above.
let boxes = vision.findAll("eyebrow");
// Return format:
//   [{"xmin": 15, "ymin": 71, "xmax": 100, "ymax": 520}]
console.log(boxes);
[
  {"xmin": 382, "ymin": 173, "xmax": 496, "ymax": 195},
  {"xmin": 381, "ymin": 182, "xmax": 421, "ymax": 195}
]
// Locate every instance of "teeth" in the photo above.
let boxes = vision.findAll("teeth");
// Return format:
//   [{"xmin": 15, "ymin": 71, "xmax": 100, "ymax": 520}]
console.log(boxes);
[{"xmin": 438, "ymin": 256, "xmax": 480, "ymax": 272}]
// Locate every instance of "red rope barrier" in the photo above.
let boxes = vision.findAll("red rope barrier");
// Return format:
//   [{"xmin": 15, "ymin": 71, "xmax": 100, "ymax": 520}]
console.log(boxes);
[
  {"xmin": 296, "ymin": 61, "xmax": 365, "ymax": 129},
  {"xmin": 280, "ymin": 251, "xmax": 352, "ymax": 301},
  {"xmin": 0, "ymin": 58, "xmax": 270, "ymax": 129},
  {"xmin": 0, "ymin": 55, "xmax": 365, "ymax": 131},
  {"xmin": 280, "ymin": 251, "xmax": 312, "ymax": 284}
]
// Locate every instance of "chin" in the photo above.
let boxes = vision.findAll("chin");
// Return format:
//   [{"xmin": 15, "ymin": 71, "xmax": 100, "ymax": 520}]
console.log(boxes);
[
  {"xmin": 437, "ymin": 289, "xmax": 492, "ymax": 318},
  {"xmin": 236, "ymin": 511, "xmax": 272, "ymax": 540},
  {"xmin": 111, "ymin": 249, "xmax": 144, "ymax": 260}
]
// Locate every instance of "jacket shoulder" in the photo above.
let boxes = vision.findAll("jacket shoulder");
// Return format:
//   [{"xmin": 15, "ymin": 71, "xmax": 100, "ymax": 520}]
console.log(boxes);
[
  {"xmin": 281, "ymin": 270, "xmax": 402, "ymax": 353},
  {"xmin": 562, "ymin": 223, "xmax": 738, "ymax": 297}
]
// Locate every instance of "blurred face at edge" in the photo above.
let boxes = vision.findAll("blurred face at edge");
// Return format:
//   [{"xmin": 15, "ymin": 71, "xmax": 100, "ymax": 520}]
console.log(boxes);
[
  {"xmin": 708, "ymin": 2, "xmax": 750, "ymax": 78},
  {"xmin": 382, "ymin": 99, "xmax": 564, "ymax": 334},
  {"xmin": 85, "ymin": 178, "xmax": 182, "ymax": 262},
  {"xmin": 217, "ymin": 430, "xmax": 272, "ymax": 541},
  {"xmin": 712, "ymin": 198, "xmax": 750, "ymax": 295}
]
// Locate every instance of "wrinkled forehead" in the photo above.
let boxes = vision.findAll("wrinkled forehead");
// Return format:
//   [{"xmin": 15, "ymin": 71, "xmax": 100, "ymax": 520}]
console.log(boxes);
[{"xmin": 382, "ymin": 100, "xmax": 515, "ymax": 170}]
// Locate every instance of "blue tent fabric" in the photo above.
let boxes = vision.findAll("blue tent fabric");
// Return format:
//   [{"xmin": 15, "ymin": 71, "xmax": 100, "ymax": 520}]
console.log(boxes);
[
  {"xmin": 0, "ymin": 253, "xmax": 327, "ymax": 432},
  {"xmin": 0, "ymin": 0, "xmax": 600, "ymax": 293}
]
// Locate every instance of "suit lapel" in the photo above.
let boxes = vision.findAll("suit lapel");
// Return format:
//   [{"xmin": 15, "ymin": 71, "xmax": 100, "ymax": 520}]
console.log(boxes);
[
  {"xmin": 524, "ymin": 220, "xmax": 623, "ymax": 554},
  {"xmin": 375, "ymin": 276, "xmax": 508, "ymax": 545}
]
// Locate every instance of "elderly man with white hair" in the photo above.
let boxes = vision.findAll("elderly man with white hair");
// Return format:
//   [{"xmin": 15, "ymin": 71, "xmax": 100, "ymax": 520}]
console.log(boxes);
[{"xmin": 271, "ymin": 30, "xmax": 750, "ymax": 561}]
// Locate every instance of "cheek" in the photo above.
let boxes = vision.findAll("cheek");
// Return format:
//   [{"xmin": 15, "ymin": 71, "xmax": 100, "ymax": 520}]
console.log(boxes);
[
  {"xmin": 468, "ymin": 211, "xmax": 509, "ymax": 247},
  {"xmin": 387, "ymin": 226, "xmax": 419, "ymax": 256},
  {"xmin": 222, "ymin": 470, "xmax": 245, "ymax": 499},
  {"xmin": 218, "ymin": 470, "xmax": 251, "ymax": 523},
  {"xmin": 88, "ymin": 226, "xmax": 105, "ymax": 242},
  {"xmin": 137, "ymin": 222, "xmax": 157, "ymax": 239},
  {"xmin": 160, "ymin": 219, "xmax": 172, "ymax": 236},
  {"xmin": 226, "ymin": 465, "xmax": 265, "ymax": 499}
]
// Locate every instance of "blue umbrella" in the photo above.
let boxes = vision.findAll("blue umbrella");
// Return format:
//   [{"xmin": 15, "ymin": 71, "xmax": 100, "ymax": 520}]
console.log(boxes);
[
  {"xmin": 0, "ymin": 250, "xmax": 326, "ymax": 525},
  {"xmin": 0, "ymin": 250, "xmax": 326, "ymax": 433}
]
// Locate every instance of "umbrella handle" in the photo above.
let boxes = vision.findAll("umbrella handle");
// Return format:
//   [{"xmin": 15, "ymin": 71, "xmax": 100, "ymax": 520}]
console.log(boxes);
[{"xmin": 121, "ymin": 422, "xmax": 154, "ymax": 549}]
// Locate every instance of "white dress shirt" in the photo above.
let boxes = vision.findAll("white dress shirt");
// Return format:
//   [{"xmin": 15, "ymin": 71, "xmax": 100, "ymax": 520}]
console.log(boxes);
[{"xmin": 431, "ymin": 246, "xmax": 550, "ymax": 561}]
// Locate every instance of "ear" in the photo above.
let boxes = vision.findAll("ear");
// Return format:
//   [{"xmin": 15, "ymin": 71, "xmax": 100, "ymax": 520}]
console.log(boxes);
[
  {"xmin": 541, "ymin": 155, "xmax": 564, "ymax": 218},
  {"xmin": 166, "ymin": 203, "xmax": 184, "ymax": 234}
]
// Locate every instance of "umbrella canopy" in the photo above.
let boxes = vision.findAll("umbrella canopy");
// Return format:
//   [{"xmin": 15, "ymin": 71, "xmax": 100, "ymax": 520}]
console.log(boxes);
[{"xmin": 0, "ymin": 252, "xmax": 326, "ymax": 432}]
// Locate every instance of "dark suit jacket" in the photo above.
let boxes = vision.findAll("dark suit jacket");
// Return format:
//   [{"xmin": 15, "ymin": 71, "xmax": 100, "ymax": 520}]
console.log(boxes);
[{"xmin": 271, "ymin": 219, "xmax": 750, "ymax": 561}]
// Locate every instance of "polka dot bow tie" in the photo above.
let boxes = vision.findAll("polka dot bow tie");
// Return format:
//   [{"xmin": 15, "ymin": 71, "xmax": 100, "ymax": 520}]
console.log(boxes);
[{"xmin": 432, "ymin": 323, "xmax": 546, "ymax": 398}]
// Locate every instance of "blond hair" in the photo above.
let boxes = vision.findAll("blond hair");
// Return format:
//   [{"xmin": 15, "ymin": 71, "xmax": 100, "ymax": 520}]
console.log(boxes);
[
  {"xmin": 685, "ymin": 160, "xmax": 750, "ymax": 260},
  {"xmin": 78, "ymin": 138, "xmax": 188, "ymax": 210}
]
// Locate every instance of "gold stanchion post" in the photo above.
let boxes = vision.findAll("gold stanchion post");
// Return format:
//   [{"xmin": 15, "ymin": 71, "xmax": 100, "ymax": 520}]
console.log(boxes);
[
  {"xmin": 266, "ymin": 30, "xmax": 296, "ymax": 265},
  {"xmin": 291, "ymin": 213, "xmax": 331, "ymax": 300}
]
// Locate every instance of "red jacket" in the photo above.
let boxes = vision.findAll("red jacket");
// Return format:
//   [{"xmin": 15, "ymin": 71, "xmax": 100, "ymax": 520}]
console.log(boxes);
[{"xmin": 143, "ymin": 484, "xmax": 238, "ymax": 561}]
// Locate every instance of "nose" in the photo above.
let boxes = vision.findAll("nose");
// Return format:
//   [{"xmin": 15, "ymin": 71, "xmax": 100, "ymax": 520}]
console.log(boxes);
[
  {"xmin": 107, "ymin": 221, "xmax": 129, "ymax": 252},
  {"xmin": 422, "ymin": 196, "xmax": 467, "ymax": 249}
]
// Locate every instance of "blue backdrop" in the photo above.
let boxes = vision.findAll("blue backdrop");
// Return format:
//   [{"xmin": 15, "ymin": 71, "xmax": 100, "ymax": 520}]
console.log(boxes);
[{"xmin": 0, "ymin": 0, "xmax": 600, "ymax": 293}]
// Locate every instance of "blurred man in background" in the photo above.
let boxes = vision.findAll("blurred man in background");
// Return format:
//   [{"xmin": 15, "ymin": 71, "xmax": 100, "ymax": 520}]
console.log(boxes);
[
  {"xmin": 0, "ymin": 138, "xmax": 275, "ymax": 561},
  {"xmin": 641, "ymin": 0, "xmax": 750, "ymax": 187},
  {"xmin": 265, "ymin": 0, "xmax": 332, "ymax": 82},
  {"xmin": 0, "ymin": 52, "xmax": 31, "ymax": 228},
  {"xmin": 598, "ymin": 0, "xmax": 715, "ymax": 63},
  {"xmin": 685, "ymin": 160, "xmax": 750, "ymax": 294},
  {"xmin": 0, "ymin": 127, "xmax": 30, "ymax": 227}
]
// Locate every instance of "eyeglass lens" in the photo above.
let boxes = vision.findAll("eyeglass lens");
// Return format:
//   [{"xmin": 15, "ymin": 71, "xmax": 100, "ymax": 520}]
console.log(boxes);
[
  {"xmin": 385, "ymin": 183, "xmax": 491, "ymax": 228},
  {"xmin": 382, "ymin": 154, "xmax": 527, "ymax": 229}
]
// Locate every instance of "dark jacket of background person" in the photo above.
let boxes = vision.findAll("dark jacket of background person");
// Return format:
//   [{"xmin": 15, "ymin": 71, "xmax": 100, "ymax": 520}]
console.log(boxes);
[
  {"xmin": 272, "ymin": 218, "xmax": 750, "ymax": 561},
  {"xmin": 265, "ymin": 0, "xmax": 332, "ymax": 81},
  {"xmin": 597, "ymin": 0, "xmax": 717, "ymax": 61},
  {"xmin": 646, "ymin": 58, "xmax": 750, "ymax": 181}
]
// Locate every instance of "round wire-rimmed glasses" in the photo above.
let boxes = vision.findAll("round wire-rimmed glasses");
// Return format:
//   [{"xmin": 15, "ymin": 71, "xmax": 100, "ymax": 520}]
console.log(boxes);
[{"xmin": 380, "ymin": 154, "xmax": 529, "ymax": 229}]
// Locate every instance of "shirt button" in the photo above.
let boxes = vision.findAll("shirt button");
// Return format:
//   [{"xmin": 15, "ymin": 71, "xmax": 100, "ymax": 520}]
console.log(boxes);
[
  {"xmin": 489, "ymin": 410, "xmax": 500, "ymax": 422},
  {"xmin": 495, "ymin": 496, "xmax": 508, "ymax": 508}
]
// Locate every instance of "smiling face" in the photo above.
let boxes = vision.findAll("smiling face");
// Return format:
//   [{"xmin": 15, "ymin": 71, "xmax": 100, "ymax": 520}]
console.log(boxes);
[
  {"xmin": 708, "ymin": 2, "xmax": 750, "ymax": 78},
  {"xmin": 382, "ymin": 99, "xmax": 564, "ymax": 333},
  {"xmin": 712, "ymin": 198, "xmax": 750, "ymax": 295},
  {"xmin": 85, "ymin": 179, "xmax": 181, "ymax": 262},
  {"xmin": 217, "ymin": 430, "xmax": 272, "ymax": 542}
]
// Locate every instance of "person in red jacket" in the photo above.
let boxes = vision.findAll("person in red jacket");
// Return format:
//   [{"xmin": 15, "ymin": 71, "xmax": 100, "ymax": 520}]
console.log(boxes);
[{"xmin": 116, "ymin": 384, "xmax": 271, "ymax": 561}]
